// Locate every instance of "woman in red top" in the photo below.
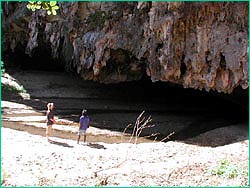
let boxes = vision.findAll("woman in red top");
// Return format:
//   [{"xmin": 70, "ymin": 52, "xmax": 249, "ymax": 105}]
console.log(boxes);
[{"xmin": 46, "ymin": 102, "xmax": 55, "ymax": 142}]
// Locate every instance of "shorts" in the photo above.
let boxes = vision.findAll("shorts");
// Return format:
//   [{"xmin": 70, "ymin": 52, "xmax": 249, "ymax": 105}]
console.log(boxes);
[
  {"xmin": 78, "ymin": 129, "xmax": 86, "ymax": 136},
  {"xmin": 46, "ymin": 124, "xmax": 52, "ymax": 137}
]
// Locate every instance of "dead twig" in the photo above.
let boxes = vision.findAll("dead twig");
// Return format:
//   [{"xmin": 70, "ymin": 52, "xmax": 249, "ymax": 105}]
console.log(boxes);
[
  {"xmin": 143, "ymin": 132, "xmax": 160, "ymax": 138},
  {"xmin": 160, "ymin": 132, "xmax": 175, "ymax": 142},
  {"xmin": 121, "ymin": 123, "xmax": 132, "ymax": 142},
  {"xmin": 93, "ymin": 159, "xmax": 127, "ymax": 175}
]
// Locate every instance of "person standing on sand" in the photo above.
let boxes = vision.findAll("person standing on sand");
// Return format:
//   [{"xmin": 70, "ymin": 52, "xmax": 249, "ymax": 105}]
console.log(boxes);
[
  {"xmin": 77, "ymin": 109, "xmax": 90, "ymax": 144},
  {"xmin": 46, "ymin": 102, "xmax": 55, "ymax": 142}
]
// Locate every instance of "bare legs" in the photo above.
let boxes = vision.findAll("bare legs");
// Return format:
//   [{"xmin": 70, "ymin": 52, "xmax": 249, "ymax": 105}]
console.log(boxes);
[
  {"xmin": 77, "ymin": 135, "xmax": 80, "ymax": 144},
  {"xmin": 77, "ymin": 135, "xmax": 86, "ymax": 144},
  {"xmin": 46, "ymin": 125, "xmax": 52, "ymax": 142}
]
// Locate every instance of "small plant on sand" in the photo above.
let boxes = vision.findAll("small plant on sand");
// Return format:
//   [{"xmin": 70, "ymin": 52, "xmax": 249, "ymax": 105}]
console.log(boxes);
[
  {"xmin": 38, "ymin": 176, "xmax": 53, "ymax": 186},
  {"xmin": 95, "ymin": 176, "xmax": 109, "ymax": 186},
  {"xmin": 1, "ymin": 168, "xmax": 10, "ymax": 185},
  {"xmin": 210, "ymin": 159, "xmax": 247, "ymax": 179}
]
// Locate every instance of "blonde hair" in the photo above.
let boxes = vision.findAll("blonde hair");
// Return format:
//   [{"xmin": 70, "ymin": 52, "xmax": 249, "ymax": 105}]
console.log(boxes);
[{"xmin": 47, "ymin": 103, "xmax": 54, "ymax": 109}]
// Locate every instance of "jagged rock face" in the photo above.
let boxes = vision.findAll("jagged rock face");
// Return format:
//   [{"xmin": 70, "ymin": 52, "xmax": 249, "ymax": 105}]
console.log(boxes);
[{"xmin": 2, "ymin": 2, "xmax": 248, "ymax": 93}]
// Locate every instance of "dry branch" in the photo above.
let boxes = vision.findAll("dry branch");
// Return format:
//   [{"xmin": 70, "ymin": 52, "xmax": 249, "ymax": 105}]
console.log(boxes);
[
  {"xmin": 160, "ymin": 132, "xmax": 175, "ymax": 142},
  {"xmin": 122, "ymin": 111, "xmax": 156, "ymax": 144}
]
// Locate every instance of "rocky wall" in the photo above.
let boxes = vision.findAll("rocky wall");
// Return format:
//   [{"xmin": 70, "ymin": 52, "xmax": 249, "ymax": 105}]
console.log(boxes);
[{"xmin": 2, "ymin": 2, "xmax": 248, "ymax": 93}]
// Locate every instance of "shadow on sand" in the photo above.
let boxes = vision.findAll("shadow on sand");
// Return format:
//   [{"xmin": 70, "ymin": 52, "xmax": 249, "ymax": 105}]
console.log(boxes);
[
  {"xmin": 87, "ymin": 142, "xmax": 106, "ymax": 149},
  {"xmin": 49, "ymin": 140, "xmax": 74, "ymax": 148}
]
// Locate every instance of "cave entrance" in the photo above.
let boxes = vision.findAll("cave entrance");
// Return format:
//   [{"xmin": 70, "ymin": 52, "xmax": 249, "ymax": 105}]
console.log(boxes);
[
  {"xmin": 2, "ymin": 50, "xmax": 248, "ymax": 147},
  {"xmin": 3, "ymin": 45, "xmax": 65, "ymax": 72}
]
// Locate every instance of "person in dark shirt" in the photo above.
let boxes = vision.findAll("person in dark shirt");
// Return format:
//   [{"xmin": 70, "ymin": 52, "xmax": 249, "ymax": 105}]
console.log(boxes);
[
  {"xmin": 77, "ymin": 109, "xmax": 90, "ymax": 144},
  {"xmin": 46, "ymin": 102, "xmax": 55, "ymax": 142}
]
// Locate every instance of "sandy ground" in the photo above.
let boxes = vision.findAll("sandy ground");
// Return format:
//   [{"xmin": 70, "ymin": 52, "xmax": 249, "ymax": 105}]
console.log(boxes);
[
  {"xmin": 1, "ymin": 71, "xmax": 249, "ymax": 186},
  {"xmin": 1, "ymin": 127, "xmax": 248, "ymax": 186}
]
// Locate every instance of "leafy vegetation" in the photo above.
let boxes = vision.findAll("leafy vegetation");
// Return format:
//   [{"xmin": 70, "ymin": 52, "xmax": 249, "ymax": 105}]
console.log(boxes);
[
  {"xmin": 1, "ymin": 61, "xmax": 5, "ymax": 74},
  {"xmin": 2, "ymin": 83, "xmax": 27, "ymax": 94},
  {"xmin": 210, "ymin": 159, "xmax": 247, "ymax": 179},
  {"xmin": 26, "ymin": 1, "xmax": 59, "ymax": 15}
]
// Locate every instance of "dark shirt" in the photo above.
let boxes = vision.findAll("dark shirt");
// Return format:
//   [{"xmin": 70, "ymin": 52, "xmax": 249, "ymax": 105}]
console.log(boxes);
[
  {"xmin": 79, "ymin": 115, "xmax": 90, "ymax": 130},
  {"xmin": 46, "ymin": 110, "xmax": 54, "ymax": 125}
]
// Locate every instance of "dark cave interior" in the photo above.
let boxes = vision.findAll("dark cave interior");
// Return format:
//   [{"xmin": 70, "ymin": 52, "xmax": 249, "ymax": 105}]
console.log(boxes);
[{"xmin": 2, "ymin": 48, "xmax": 249, "ymax": 143}]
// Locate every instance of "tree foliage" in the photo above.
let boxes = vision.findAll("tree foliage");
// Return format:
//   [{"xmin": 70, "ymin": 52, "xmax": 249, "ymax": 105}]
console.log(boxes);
[{"xmin": 26, "ymin": 1, "xmax": 59, "ymax": 15}]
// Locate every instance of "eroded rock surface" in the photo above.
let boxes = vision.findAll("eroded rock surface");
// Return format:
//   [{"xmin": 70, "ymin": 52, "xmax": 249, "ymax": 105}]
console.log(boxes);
[{"xmin": 2, "ymin": 2, "xmax": 248, "ymax": 93}]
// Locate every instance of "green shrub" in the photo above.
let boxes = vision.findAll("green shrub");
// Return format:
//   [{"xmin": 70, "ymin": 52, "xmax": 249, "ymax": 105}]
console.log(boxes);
[
  {"xmin": 210, "ymin": 159, "xmax": 246, "ymax": 179},
  {"xmin": 1, "ymin": 61, "xmax": 5, "ymax": 74},
  {"xmin": 2, "ymin": 83, "xmax": 27, "ymax": 94}
]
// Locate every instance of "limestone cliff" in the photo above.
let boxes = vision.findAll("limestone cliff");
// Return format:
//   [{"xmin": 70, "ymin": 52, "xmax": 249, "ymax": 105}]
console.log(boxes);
[{"xmin": 2, "ymin": 2, "xmax": 248, "ymax": 93}]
